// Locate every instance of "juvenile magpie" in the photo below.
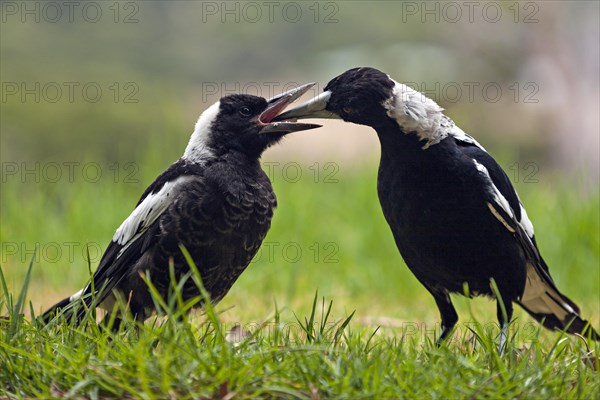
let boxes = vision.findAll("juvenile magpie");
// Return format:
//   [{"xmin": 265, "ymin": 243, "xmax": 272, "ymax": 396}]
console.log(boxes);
[
  {"xmin": 42, "ymin": 84, "xmax": 320, "ymax": 326},
  {"xmin": 276, "ymin": 67, "xmax": 599, "ymax": 346}
]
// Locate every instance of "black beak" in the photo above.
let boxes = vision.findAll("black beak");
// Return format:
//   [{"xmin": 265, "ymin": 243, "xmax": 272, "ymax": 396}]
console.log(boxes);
[
  {"xmin": 258, "ymin": 83, "xmax": 322, "ymax": 134},
  {"xmin": 272, "ymin": 90, "xmax": 340, "ymax": 121}
]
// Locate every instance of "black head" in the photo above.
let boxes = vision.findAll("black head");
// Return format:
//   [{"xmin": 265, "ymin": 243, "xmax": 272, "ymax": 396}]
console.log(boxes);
[
  {"xmin": 274, "ymin": 67, "xmax": 396, "ymax": 128},
  {"xmin": 212, "ymin": 94, "xmax": 275, "ymax": 157},
  {"xmin": 184, "ymin": 84, "xmax": 320, "ymax": 160}
]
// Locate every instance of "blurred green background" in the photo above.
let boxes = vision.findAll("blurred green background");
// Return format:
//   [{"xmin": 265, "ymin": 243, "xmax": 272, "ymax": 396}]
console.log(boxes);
[{"xmin": 1, "ymin": 1, "xmax": 598, "ymax": 335}]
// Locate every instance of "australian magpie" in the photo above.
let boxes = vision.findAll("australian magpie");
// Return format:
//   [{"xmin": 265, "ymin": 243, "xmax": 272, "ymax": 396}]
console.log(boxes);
[
  {"xmin": 42, "ymin": 84, "xmax": 320, "ymax": 326},
  {"xmin": 276, "ymin": 67, "xmax": 599, "ymax": 346}
]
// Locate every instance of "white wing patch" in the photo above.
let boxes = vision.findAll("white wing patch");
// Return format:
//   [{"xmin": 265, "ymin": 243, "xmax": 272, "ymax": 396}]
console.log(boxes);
[
  {"xmin": 473, "ymin": 159, "xmax": 536, "ymax": 240},
  {"xmin": 113, "ymin": 176, "xmax": 193, "ymax": 256},
  {"xmin": 518, "ymin": 203, "xmax": 535, "ymax": 238},
  {"xmin": 486, "ymin": 202, "xmax": 515, "ymax": 233},
  {"xmin": 183, "ymin": 101, "xmax": 220, "ymax": 162},
  {"xmin": 472, "ymin": 159, "xmax": 514, "ymax": 219},
  {"xmin": 69, "ymin": 288, "xmax": 84, "ymax": 302}
]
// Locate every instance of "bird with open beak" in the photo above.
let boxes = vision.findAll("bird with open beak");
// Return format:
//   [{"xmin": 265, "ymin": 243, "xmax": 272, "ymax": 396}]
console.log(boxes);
[{"xmin": 43, "ymin": 83, "xmax": 320, "ymax": 328}]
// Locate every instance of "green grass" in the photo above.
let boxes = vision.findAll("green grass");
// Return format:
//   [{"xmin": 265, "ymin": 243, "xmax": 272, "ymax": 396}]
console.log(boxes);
[
  {"xmin": 1, "ymin": 155, "xmax": 599, "ymax": 398},
  {"xmin": 1, "ymin": 272, "xmax": 599, "ymax": 399}
]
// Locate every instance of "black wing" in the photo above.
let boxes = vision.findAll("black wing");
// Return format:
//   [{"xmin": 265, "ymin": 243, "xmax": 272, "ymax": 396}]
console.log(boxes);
[
  {"xmin": 75, "ymin": 160, "xmax": 206, "ymax": 320},
  {"xmin": 455, "ymin": 136, "xmax": 598, "ymax": 339}
]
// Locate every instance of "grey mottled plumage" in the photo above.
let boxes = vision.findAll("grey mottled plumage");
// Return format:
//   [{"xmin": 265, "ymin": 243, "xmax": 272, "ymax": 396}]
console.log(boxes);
[{"xmin": 42, "ymin": 85, "xmax": 319, "ymax": 325}]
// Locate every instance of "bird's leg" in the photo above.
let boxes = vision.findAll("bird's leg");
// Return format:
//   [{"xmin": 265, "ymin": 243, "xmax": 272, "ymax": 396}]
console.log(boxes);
[
  {"xmin": 100, "ymin": 306, "xmax": 146, "ymax": 334},
  {"xmin": 100, "ymin": 312, "xmax": 125, "ymax": 333},
  {"xmin": 496, "ymin": 300, "xmax": 513, "ymax": 355},
  {"xmin": 432, "ymin": 292, "xmax": 458, "ymax": 346}
]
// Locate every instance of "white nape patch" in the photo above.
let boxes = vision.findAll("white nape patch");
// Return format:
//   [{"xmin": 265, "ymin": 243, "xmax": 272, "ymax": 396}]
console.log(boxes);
[
  {"xmin": 518, "ymin": 203, "xmax": 535, "ymax": 238},
  {"xmin": 383, "ymin": 79, "xmax": 487, "ymax": 151},
  {"xmin": 472, "ymin": 159, "xmax": 514, "ymax": 219},
  {"xmin": 383, "ymin": 79, "xmax": 446, "ymax": 149},
  {"xmin": 113, "ymin": 176, "xmax": 193, "ymax": 255},
  {"xmin": 69, "ymin": 288, "xmax": 84, "ymax": 302},
  {"xmin": 183, "ymin": 101, "xmax": 220, "ymax": 162}
]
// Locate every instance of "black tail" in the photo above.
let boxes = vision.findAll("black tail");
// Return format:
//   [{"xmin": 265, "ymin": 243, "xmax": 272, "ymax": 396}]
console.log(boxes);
[
  {"xmin": 518, "ymin": 263, "xmax": 599, "ymax": 340},
  {"xmin": 519, "ymin": 301, "xmax": 600, "ymax": 340},
  {"xmin": 518, "ymin": 302, "xmax": 600, "ymax": 341},
  {"xmin": 41, "ymin": 292, "xmax": 91, "ymax": 325},
  {"xmin": 41, "ymin": 297, "xmax": 73, "ymax": 323}
]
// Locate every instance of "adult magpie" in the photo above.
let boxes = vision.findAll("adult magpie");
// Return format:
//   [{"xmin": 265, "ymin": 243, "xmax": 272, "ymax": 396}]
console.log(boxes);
[
  {"xmin": 276, "ymin": 67, "xmax": 599, "ymax": 346},
  {"xmin": 42, "ymin": 84, "xmax": 320, "ymax": 326}
]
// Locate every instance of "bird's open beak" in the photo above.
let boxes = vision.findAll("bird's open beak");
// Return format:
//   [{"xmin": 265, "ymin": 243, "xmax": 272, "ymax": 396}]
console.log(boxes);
[
  {"xmin": 259, "ymin": 83, "xmax": 322, "ymax": 134},
  {"xmin": 272, "ymin": 90, "xmax": 340, "ymax": 121}
]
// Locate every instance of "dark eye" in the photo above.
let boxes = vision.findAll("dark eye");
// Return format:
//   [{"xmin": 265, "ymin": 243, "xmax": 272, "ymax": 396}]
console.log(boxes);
[
  {"xmin": 343, "ymin": 106, "xmax": 353, "ymax": 114},
  {"xmin": 239, "ymin": 106, "xmax": 252, "ymax": 117}
]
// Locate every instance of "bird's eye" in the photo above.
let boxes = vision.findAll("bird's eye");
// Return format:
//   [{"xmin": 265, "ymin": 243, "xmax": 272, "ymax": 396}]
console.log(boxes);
[{"xmin": 239, "ymin": 106, "xmax": 252, "ymax": 117}]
